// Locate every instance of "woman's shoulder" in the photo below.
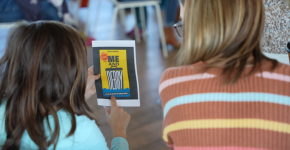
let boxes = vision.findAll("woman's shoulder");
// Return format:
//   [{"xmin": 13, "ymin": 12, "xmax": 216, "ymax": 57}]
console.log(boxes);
[
  {"xmin": 264, "ymin": 62, "xmax": 290, "ymax": 83},
  {"xmin": 19, "ymin": 110, "xmax": 108, "ymax": 150},
  {"xmin": 0, "ymin": 99, "xmax": 7, "ymax": 148},
  {"xmin": 0, "ymin": 99, "xmax": 7, "ymax": 118},
  {"xmin": 0, "ymin": 98, "xmax": 108, "ymax": 149},
  {"xmin": 53, "ymin": 111, "xmax": 108, "ymax": 149},
  {"xmin": 262, "ymin": 61, "xmax": 290, "ymax": 76},
  {"xmin": 160, "ymin": 61, "xmax": 211, "ymax": 83},
  {"xmin": 0, "ymin": 99, "xmax": 7, "ymax": 135},
  {"xmin": 275, "ymin": 62, "xmax": 290, "ymax": 73}
]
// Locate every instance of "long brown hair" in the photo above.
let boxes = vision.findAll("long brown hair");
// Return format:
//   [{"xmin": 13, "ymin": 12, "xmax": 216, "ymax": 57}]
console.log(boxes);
[
  {"xmin": 0, "ymin": 21, "xmax": 92, "ymax": 149},
  {"xmin": 178, "ymin": 0, "xmax": 278, "ymax": 83}
]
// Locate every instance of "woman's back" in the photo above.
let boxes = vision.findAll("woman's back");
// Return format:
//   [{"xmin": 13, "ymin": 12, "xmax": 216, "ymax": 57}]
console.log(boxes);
[{"xmin": 160, "ymin": 61, "xmax": 290, "ymax": 150}]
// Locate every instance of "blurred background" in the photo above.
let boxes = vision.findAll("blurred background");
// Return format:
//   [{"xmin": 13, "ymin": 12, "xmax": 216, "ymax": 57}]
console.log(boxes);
[{"xmin": 0, "ymin": 0, "xmax": 181, "ymax": 149}]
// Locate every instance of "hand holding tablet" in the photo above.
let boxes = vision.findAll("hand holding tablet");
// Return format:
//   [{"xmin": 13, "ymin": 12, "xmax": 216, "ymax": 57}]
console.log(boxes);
[{"xmin": 92, "ymin": 40, "xmax": 140, "ymax": 107}]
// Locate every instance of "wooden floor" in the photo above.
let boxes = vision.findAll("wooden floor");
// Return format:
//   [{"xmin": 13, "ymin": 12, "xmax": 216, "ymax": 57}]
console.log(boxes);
[{"xmin": 82, "ymin": 1, "xmax": 179, "ymax": 149}]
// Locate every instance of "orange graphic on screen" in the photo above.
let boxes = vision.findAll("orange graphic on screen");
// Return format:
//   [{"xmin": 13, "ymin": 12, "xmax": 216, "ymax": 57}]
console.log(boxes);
[{"xmin": 101, "ymin": 52, "xmax": 108, "ymax": 62}]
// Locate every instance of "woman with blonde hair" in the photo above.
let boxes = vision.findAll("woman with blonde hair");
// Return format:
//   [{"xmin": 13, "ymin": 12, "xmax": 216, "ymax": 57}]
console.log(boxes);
[{"xmin": 160, "ymin": 0, "xmax": 290, "ymax": 149}]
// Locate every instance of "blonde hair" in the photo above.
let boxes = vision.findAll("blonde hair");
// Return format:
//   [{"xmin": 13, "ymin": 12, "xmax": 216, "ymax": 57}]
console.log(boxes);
[{"xmin": 178, "ymin": 0, "xmax": 277, "ymax": 83}]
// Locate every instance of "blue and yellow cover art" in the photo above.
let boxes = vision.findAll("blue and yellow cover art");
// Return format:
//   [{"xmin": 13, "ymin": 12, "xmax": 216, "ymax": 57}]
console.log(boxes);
[{"xmin": 100, "ymin": 50, "xmax": 130, "ymax": 97}]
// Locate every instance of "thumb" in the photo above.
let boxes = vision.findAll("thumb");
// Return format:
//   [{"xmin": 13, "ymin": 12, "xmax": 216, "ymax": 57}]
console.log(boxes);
[
  {"xmin": 94, "ymin": 74, "xmax": 101, "ymax": 80},
  {"xmin": 87, "ymin": 74, "xmax": 100, "ymax": 87},
  {"xmin": 104, "ymin": 106, "xmax": 110, "ymax": 118}
]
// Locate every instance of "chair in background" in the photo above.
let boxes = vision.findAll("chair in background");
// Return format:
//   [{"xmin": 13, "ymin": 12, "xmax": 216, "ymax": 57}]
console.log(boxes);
[
  {"xmin": 109, "ymin": 0, "xmax": 168, "ymax": 58},
  {"xmin": 68, "ymin": 0, "xmax": 168, "ymax": 58},
  {"xmin": 67, "ymin": 0, "xmax": 83, "ymax": 31},
  {"xmin": 67, "ymin": 0, "xmax": 92, "ymax": 35}
]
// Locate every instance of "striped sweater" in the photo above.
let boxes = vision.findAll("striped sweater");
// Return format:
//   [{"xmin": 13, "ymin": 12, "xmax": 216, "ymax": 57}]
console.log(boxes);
[{"xmin": 159, "ymin": 61, "xmax": 290, "ymax": 150}]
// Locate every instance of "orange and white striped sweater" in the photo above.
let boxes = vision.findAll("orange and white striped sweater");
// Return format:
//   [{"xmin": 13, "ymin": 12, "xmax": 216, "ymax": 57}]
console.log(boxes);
[{"xmin": 159, "ymin": 61, "xmax": 290, "ymax": 150}]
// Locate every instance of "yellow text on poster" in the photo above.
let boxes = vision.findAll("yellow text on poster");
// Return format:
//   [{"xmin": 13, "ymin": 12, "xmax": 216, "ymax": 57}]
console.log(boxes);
[{"xmin": 99, "ymin": 50, "xmax": 130, "ymax": 90}]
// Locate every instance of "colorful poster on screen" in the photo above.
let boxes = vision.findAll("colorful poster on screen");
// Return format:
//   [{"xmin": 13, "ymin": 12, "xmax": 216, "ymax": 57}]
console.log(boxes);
[
  {"xmin": 100, "ymin": 50, "xmax": 130, "ymax": 97},
  {"xmin": 92, "ymin": 41, "xmax": 140, "ymax": 107}
]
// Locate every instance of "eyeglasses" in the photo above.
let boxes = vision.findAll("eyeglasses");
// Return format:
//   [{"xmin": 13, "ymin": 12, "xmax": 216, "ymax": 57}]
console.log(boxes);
[
  {"xmin": 286, "ymin": 42, "xmax": 290, "ymax": 53},
  {"xmin": 173, "ymin": 22, "xmax": 183, "ymax": 37}
]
